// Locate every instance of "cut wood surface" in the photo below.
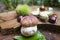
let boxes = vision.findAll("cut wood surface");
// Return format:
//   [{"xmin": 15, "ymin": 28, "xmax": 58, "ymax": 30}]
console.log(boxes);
[
  {"xmin": 0, "ymin": 19, "xmax": 20, "ymax": 29},
  {"xmin": 0, "ymin": 20, "xmax": 4, "ymax": 23},
  {"xmin": 0, "ymin": 19, "xmax": 21, "ymax": 35},
  {"xmin": 0, "ymin": 11, "xmax": 17, "ymax": 21}
]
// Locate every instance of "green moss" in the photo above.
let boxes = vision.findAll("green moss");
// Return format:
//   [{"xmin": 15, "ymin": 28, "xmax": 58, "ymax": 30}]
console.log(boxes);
[
  {"xmin": 16, "ymin": 4, "xmax": 30, "ymax": 16},
  {"xmin": 13, "ymin": 31, "xmax": 46, "ymax": 40}
]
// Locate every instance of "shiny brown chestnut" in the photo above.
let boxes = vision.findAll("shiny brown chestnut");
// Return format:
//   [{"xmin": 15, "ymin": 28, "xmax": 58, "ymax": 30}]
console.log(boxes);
[{"xmin": 49, "ymin": 14, "xmax": 57, "ymax": 23}]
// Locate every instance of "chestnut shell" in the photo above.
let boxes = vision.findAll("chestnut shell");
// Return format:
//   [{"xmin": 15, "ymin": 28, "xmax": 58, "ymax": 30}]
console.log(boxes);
[{"xmin": 49, "ymin": 14, "xmax": 57, "ymax": 23}]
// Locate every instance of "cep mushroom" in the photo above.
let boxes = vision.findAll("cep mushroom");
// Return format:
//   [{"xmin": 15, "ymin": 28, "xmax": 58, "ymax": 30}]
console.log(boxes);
[
  {"xmin": 20, "ymin": 16, "xmax": 39, "ymax": 36},
  {"xmin": 39, "ymin": 11, "xmax": 49, "ymax": 21}
]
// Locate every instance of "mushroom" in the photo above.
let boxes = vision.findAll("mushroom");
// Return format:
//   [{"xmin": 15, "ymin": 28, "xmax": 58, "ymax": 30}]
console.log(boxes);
[
  {"xmin": 39, "ymin": 11, "xmax": 49, "ymax": 21},
  {"xmin": 39, "ymin": 6, "xmax": 46, "ymax": 11},
  {"xmin": 20, "ymin": 16, "xmax": 39, "ymax": 36},
  {"xmin": 31, "ymin": 8, "xmax": 40, "ymax": 16},
  {"xmin": 47, "ymin": 7, "xmax": 54, "ymax": 16}
]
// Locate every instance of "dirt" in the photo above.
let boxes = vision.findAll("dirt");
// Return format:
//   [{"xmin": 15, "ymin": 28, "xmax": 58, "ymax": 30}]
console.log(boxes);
[{"xmin": 0, "ymin": 29, "xmax": 60, "ymax": 40}]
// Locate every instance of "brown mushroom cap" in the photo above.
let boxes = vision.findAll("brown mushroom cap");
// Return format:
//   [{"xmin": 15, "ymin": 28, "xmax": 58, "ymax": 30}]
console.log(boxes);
[
  {"xmin": 39, "ymin": 6, "xmax": 46, "ymax": 11},
  {"xmin": 21, "ymin": 16, "xmax": 39, "ymax": 27}
]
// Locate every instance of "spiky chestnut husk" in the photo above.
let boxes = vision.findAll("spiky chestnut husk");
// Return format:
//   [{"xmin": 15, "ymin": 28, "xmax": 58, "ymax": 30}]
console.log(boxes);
[{"xmin": 16, "ymin": 4, "xmax": 30, "ymax": 16}]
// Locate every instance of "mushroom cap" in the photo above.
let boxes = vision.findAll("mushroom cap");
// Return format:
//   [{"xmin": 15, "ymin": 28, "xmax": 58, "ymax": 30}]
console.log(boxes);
[
  {"xmin": 21, "ymin": 16, "xmax": 39, "ymax": 27},
  {"xmin": 39, "ymin": 12, "xmax": 49, "ymax": 21},
  {"xmin": 39, "ymin": 6, "xmax": 45, "ymax": 11},
  {"xmin": 21, "ymin": 26, "xmax": 37, "ymax": 36}
]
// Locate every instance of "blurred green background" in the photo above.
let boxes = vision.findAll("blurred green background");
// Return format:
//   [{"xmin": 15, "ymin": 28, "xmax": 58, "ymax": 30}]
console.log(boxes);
[{"xmin": 0, "ymin": 0, "xmax": 60, "ymax": 11}]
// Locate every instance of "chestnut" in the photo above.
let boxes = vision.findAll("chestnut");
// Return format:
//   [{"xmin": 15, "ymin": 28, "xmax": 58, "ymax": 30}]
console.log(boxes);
[
  {"xmin": 17, "ymin": 16, "xmax": 23, "ymax": 22},
  {"xmin": 49, "ymin": 14, "xmax": 57, "ymax": 23}
]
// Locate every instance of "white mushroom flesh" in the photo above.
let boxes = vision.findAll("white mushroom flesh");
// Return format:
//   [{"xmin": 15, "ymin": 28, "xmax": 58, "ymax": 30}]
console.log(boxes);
[{"xmin": 21, "ymin": 25, "xmax": 37, "ymax": 36}]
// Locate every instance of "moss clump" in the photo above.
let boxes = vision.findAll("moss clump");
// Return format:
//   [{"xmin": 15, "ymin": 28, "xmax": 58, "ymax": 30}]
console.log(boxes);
[
  {"xmin": 16, "ymin": 4, "xmax": 30, "ymax": 16},
  {"xmin": 13, "ymin": 31, "xmax": 46, "ymax": 40}
]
